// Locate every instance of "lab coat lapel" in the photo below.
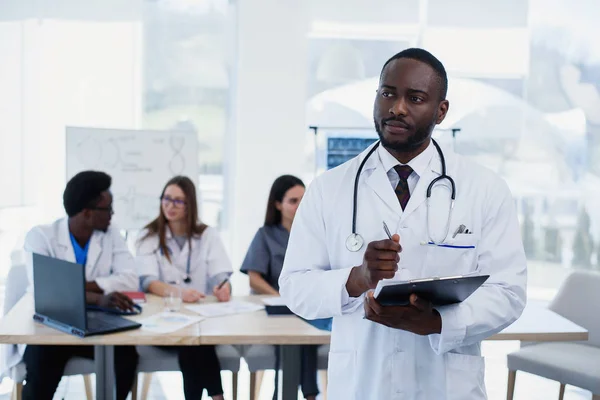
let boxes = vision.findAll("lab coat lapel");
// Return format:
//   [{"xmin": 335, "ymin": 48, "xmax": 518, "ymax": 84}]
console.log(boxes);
[
  {"xmin": 400, "ymin": 167, "xmax": 439, "ymax": 222},
  {"xmin": 177, "ymin": 239, "xmax": 191, "ymax": 267},
  {"xmin": 165, "ymin": 227, "xmax": 184, "ymax": 264},
  {"xmin": 364, "ymin": 157, "xmax": 403, "ymax": 216},
  {"xmin": 86, "ymin": 232, "xmax": 102, "ymax": 271},
  {"xmin": 401, "ymin": 142, "xmax": 456, "ymax": 223},
  {"xmin": 57, "ymin": 218, "xmax": 76, "ymax": 263}
]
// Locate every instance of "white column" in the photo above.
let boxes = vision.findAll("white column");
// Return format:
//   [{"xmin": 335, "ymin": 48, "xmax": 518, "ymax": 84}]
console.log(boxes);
[{"xmin": 225, "ymin": 0, "xmax": 310, "ymax": 281}]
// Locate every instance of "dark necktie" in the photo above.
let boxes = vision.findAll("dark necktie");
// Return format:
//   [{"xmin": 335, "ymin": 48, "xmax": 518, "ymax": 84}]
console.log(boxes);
[{"xmin": 394, "ymin": 165, "xmax": 413, "ymax": 210}]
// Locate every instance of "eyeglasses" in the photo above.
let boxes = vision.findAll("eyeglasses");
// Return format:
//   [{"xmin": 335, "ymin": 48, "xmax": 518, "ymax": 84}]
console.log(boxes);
[
  {"xmin": 161, "ymin": 196, "xmax": 186, "ymax": 208},
  {"xmin": 90, "ymin": 206, "xmax": 114, "ymax": 215}
]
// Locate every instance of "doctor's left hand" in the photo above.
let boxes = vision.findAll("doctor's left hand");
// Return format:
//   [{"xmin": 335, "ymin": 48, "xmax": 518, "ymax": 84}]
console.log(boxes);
[
  {"xmin": 213, "ymin": 282, "xmax": 231, "ymax": 302},
  {"xmin": 364, "ymin": 292, "xmax": 442, "ymax": 335}
]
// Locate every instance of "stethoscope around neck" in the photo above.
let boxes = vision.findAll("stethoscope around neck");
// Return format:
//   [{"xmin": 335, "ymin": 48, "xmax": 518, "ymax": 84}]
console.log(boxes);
[
  {"xmin": 159, "ymin": 244, "xmax": 192, "ymax": 283},
  {"xmin": 345, "ymin": 138, "xmax": 456, "ymax": 252}
]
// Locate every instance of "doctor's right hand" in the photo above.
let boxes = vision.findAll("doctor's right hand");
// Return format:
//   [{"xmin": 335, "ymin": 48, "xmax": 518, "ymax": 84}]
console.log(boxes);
[{"xmin": 345, "ymin": 234, "xmax": 401, "ymax": 298}]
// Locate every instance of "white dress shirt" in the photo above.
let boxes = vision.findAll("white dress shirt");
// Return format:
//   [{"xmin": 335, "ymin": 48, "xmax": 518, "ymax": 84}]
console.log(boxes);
[{"xmin": 377, "ymin": 140, "xmax": 436, "ymax": 198}]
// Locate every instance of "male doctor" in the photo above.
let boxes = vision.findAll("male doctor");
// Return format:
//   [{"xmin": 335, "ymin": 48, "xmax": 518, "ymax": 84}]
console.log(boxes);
[
  {"xmin": 21, "ymin": 171, "xmax": 139, "ymax": 400},
  {"xmin": 279, "ymin": 48, "xmax": 527, "ymax": 400}
]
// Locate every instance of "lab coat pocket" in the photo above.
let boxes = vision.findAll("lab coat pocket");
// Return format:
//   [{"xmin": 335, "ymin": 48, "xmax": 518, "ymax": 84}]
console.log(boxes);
[
  {"xmin": 444, "ymin": 352, "xmax": 486, "ymax": 400},
  {"xmin": 327, "ymin": 351, "xmax": 356, "ymax": 400},
  {"xmin": 425, "ymin": 236, "xmax": 478, "ymax": 276}
]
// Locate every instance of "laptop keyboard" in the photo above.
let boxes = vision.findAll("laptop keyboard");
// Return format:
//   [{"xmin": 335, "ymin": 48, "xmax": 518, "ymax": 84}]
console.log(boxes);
[
  {"xmin": 87, "ymin": 315, "xmax": 116, "ymax": 332},
  {"xmin": 88, "ymin": 318, "xmax": 114, "ymax": 332},
  {"xmin": 86, "ymin": 312, "xmax": 137, "ymax": 333}
]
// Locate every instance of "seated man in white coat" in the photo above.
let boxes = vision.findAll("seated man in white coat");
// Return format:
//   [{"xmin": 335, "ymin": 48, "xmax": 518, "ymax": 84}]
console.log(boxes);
[
  {"xmin": 279, "ymin": 48, "xmax": 527, "ymax": 400},
  {"xmin": 22, "ymin": 171, "xmax": 139, "ymax": 400}
]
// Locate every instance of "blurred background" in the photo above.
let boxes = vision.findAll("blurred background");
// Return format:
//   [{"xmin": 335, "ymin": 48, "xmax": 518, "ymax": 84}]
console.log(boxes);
[{"xmin": 1, "ymin": 0, "xmax": 599, "ymax": 398}]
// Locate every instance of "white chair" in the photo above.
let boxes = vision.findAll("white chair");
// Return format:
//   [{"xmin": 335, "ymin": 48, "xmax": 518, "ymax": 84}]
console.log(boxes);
[
  {"xmin": 242, "ymin": 344, "xmax": 329, "ymax": 400},
  {"xmin": 506, "ymin": 270, "xmax": 600, "ymax": 400},
  {"xmin": 0, "ymin": 258, "xmax": 97, "ymax": 400},
  {"xmin": 135, "ymin": 344, "xmax": 242, "ymax": 400}
]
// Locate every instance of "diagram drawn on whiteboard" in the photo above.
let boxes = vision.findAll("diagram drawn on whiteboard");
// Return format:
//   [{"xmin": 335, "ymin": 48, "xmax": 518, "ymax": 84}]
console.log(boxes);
[
  {"xmin": 75, "ymin": 136, "xmax": 121, "ymax": 169},
  {"xmin": 75, "ymin": 136, "xmax": 103, "ymax": 168},
  {"xmin": 169, "ymin": 135, "xmax": 186, "ymax": 175},
  {"xmin": 114, "ymin": 186, "xmax": 160, "ymax": 225},
  {"xmin": 66, "ymin": 126, "xmax": 198, "ymax": 230}
]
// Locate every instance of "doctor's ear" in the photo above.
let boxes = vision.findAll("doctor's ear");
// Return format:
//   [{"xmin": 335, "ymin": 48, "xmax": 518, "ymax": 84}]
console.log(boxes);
[
  {"xmin": 436, "ymin": 100, "xmax": 449, "ymax": 124},
  {"xmin": 275, "ymin": 201, "xmax": 283, "ymax": 211}
]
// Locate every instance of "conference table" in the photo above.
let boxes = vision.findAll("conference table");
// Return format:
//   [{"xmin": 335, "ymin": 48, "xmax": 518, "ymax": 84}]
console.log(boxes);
[{"xmin": 0, "ymin": 295, "xmax": 588, "ymax": 400}]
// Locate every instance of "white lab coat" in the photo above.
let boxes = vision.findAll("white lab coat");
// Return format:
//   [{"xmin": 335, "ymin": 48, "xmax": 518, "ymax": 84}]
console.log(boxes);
[
  {"xmin": 279, "ymin": 142, "xmax": 527, "ymax": 400},
  {"xmin": 3, "ymin": 217, "xmax": 139, "ymax": 376},
  {"xmin": 24, "ymin": 217, "xmax": 138, "ymax": 294},
  {"xmin": 135, "ymin": 226, "xmax": 232, "ymax": 294}
]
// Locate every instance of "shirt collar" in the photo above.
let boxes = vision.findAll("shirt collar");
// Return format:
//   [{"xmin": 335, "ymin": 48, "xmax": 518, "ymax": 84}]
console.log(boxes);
[
  {"xmin": 377, "ymin": 139, "xmax": 435, "ymax": 178},
  {"xmin": 69, "ymin": 232, "xmax": 90, "ymax": 252}
]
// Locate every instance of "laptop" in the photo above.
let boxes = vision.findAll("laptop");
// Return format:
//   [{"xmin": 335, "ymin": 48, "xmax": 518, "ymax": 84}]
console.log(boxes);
[{"xmin": 32, "ymin": 253, "xmax": 141, "ymax": 337}]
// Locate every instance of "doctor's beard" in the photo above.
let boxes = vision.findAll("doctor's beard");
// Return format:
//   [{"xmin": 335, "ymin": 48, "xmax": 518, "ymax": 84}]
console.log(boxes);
[{"xmin": 374, "ymin": 116, "xmax": 436, "ymax": 153}]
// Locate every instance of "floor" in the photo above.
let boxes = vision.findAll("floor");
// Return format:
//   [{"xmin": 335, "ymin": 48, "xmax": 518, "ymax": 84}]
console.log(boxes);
[{"xmin": 0, "ymin": 341, "xmax": 594, "ymax": 400}]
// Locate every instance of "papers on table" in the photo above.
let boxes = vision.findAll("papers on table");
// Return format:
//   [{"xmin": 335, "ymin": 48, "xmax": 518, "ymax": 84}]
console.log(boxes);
[
  {"xmin": 139, "ymin": 312, "xmax": 203, "ymax": 334},
  {"xmin": 185, "ymin": 300, "xmax": 264, "ymax": 317}
]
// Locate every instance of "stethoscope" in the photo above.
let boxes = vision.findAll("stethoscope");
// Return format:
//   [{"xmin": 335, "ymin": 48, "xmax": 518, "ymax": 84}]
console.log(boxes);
[
  {"xmin": 345, "ymin": 138, "xmax": 456, "ymax": 252},
  {"xmin": 159, "ymin": 244, "xmax": 192, "ymax": 283}
]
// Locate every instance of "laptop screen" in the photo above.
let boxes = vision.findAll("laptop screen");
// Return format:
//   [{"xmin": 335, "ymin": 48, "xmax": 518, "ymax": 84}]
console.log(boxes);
[{"xmin": 32, "ymin": 253, "xmax": 87, "ymax": 331}]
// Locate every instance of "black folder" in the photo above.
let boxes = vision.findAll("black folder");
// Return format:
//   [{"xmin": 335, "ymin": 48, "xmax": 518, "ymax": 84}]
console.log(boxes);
[{"xmin": 374, "ymin": 275, "xmax": 490, "ymax": 307}]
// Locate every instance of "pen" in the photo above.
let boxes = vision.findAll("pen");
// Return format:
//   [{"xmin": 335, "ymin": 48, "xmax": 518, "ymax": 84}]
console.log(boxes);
[
  {"xmin": 452, "ymin": 224, "xmax": 466, "ymax": 238},
  {"xmin": 217, "ymin": 277, "xmax": 230, "ymax": 290},
  {"xmin": 383, "ymin": 221, "xmax": 393, "ymax": 240}
]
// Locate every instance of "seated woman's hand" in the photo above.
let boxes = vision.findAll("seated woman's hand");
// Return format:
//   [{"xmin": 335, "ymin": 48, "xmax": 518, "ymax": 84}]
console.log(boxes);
[
  {"xmin": 213, "ymin": 282, "xmax": 231, "ymax": 302},
  {"xmin": 181, "ymin": 288, "xmax": 205, "ymax": 303}
]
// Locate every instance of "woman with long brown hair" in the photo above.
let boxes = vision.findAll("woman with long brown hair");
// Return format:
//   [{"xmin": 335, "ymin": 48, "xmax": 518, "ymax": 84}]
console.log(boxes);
[{"xmin": 136, "ymin": 175, "xmax": 232, "ymax": 400}]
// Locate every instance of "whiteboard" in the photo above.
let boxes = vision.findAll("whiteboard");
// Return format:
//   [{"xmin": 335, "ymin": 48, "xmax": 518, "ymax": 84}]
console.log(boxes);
[{"xmin": 66, "ymin": 126, "xmax": 198, "ymax": 230}]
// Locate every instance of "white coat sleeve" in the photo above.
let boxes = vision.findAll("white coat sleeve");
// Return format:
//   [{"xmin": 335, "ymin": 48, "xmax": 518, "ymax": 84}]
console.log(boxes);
[
  {"xmin": 429, "ymin": 179, "xmax": 527, "ymax": 354},
  {"xmin": 95, "ymin": 228, "xmax": 139, "ymax": 293},
  {"xmin": 134, "ymin": 231, "xmax": 161, "ymax": 276},
  {"xmin": 279, "ymin": 179, "xmax": 362, "ymax": 319},
  {"xmin": 134, "ymin": 231, "xmax": 162, "ymax": 290},
  {"xmin": 204, "ymin": 227, "xmax": 233, "ymax": 279},
  {"xmin": 23, "ymin": 227, "xmax": 54, "ymax": 294}
]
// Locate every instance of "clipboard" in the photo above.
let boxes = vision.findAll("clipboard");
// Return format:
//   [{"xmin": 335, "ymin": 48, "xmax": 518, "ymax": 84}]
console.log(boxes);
[{"xmin": 373, "ymin": 274, "xmax": 489, "ymax": 307}]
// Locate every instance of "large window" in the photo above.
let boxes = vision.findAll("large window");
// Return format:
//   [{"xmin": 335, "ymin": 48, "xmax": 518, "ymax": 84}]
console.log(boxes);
[
  {"xmin": 0, "ymin": 0, "xmax": 233, "ymax": 283},
  {"xmin": 142, "ymin": 0, "xmax": 232, "ymax": 228},
  {"xmin": 305, "ymin": 0, "xmax": 600, "ymax": 300}
]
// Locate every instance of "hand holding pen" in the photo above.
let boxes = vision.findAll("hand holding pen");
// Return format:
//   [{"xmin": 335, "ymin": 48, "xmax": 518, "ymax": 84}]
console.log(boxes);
[
  {"xmin": 345, "ymin": 221, "xmax": 401, "ymax": 297},
  {"xmin": 213, "ymin": 277, "xmax": 231, "ymax": 302}
]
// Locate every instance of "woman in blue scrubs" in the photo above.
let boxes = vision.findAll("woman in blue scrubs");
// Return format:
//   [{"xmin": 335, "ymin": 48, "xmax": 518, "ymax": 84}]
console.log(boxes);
[{"xmin": 241, "ymin": 175, "xmax": 320, "ymax": 400}]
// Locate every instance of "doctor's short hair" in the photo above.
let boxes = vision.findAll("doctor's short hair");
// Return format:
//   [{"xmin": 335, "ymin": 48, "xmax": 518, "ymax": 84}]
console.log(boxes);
[
  {"xmin": 63, "ymin": 170, "xmax": 112, "ymax": 217},
  {"xmin": 380, "ymin": 48, "xmax": 448, "ymax": 100},
  {"xmin": 264, "ymin": 175, "xmax": 305, "ymax": 226}
]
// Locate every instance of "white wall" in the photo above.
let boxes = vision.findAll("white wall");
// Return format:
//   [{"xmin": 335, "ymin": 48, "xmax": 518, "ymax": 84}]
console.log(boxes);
[
  {"xmin": 0, "ymin": 21, "xmax": 24, "ymax": 207},
  {"xmin": 226, "ymin": 0, "xmax": 310, "ymax": 275}
]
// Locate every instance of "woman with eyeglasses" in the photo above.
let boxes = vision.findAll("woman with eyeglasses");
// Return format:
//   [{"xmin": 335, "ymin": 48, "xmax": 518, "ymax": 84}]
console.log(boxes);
[{"xmin": 135, "ymin": 176, "xmax": 232, "ymax": 400}]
